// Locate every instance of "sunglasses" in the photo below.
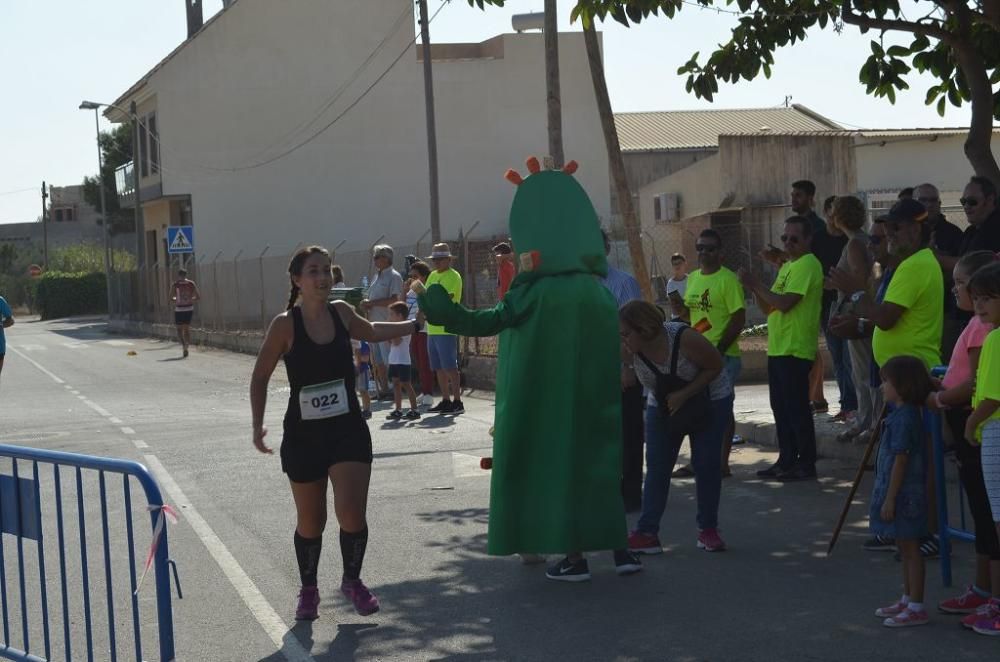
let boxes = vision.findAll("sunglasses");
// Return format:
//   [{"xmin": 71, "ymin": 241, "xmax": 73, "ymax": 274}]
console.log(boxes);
[
  {"xmin": 695, "ymin": 244, "xmax": 719, "ymax": 253},
  {"xmin": 780, "ymin": 234, "xmax": 800, "ymax": 244},
  {"xmin": 960, "ymin": 197, "xmax": 980, "ymax": 207}
]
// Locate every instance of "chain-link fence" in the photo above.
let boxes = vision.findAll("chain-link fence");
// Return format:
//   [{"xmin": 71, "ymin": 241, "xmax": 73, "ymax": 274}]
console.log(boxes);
[{"xmin": 108, "ymin": 233, "xmax": 511, "ymax": 357}]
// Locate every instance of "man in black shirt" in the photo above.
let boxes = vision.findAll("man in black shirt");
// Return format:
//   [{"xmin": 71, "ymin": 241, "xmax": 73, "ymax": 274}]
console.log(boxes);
[{"xmin": 916, "ymin": 183, "xmax": 964, "ymax": 256}]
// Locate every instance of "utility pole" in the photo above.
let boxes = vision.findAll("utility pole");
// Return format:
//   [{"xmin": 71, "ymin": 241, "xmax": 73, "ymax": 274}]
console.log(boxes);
[
  {"xmin": 544, "ymin": 0, "xmax": 564, "ymax": 168},
  {"xmin": 131, "ymin": 101, "xmax": 145, "ymax": 318},
  {"xmin": 41, "ymin": 181, "xmax": 48, "ymax": 268},
  {"xmin": 418, "ymin": 0, "xmax": 441, "ymax": 243}
]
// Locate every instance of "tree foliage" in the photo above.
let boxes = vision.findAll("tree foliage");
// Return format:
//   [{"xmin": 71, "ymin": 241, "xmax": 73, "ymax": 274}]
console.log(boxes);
[
  {"xmin": 82, "ymin": 123, "xmax": 134, "ymax": 235},
  {"xmin": 49, "ymin": 242, "xmax": 136, "ymax": 274},
  {"xmin": 569, "ymin": 0, "xmax": 1000, "ymax": 180}
]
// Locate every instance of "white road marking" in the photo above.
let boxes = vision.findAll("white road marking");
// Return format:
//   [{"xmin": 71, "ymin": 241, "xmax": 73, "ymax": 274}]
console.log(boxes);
[
  {"xmin": 452, "ymin": 452, "xmax": 490, "ymax": 478},
  {"xmin": 7, "ymin": 347, "xmax": 64, "ymax": 384},
  {"xmin": 63, "ymin": 384, "xmax": 73, "ymax": 390},
  {"xmin": 132, "ymin": 440, "xmax": 149, "ymax": 449},
  {"xmin": 143, "ymin": 454, "xmax": 315, "ymax": 662},
  {"xmin": 17, "ymin": 344, "xmax": 46, "ymax": 352},
  {"xmin": 102, "ymin": 339, "xmax": 134, "ymax": 347},
  {"xmin": 9, "ymin": 342, "xmax": 312, "ymax": 661},
  {"xmin": 62, "ymin": 342, "xmax": 89, "ymax": 349},
  {"xmin": 109, "ymin": 417, "xmax": 123, "ymax": 425},
  {"xmin": 81, "ymin": 399, "xmax": 112, "ymax": 417},
  {"xmin": 70, "ymin": 390, "xmax": 80, "ymax": 395},
  {"xmin": 120, "ymin": 427, "xmax": 136, "ymax": 435}
]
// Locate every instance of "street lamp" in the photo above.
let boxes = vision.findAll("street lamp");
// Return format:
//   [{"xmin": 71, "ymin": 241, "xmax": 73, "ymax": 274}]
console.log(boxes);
[{"xmin": 79, "ymin": 100, "xmax": 113, "ymax": 317}]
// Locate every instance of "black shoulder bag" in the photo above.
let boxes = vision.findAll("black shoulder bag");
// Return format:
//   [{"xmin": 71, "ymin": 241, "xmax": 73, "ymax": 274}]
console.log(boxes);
[{"xmin": 636, "ymin": 325, "xmax": 713, "ymax": 436}]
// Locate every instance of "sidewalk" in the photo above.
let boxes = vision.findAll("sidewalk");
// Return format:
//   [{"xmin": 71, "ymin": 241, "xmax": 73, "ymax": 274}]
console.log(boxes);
[{"xmin": 734, "ymin": 380, "xmax": 870, "ymax": 466}]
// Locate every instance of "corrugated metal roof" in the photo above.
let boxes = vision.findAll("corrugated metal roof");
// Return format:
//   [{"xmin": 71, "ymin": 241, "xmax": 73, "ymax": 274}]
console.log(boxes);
[
  {"xmin": 614, "ymin": 104, "xmax": 842, "ymax": 152},
  {"xmin": 717, "ymin": 127, "xmax": 1000, "ymax": 139}
]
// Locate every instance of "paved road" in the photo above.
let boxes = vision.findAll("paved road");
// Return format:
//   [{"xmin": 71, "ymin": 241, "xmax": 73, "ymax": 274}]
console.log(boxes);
[{"xmin": 1, "ymin": 318, "xmax": 995, "ymax": 661}]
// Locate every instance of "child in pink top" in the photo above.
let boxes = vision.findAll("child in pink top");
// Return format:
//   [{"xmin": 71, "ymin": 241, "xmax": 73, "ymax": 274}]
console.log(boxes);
[{"xmin": 929, "ymin": 250, "xmax": 1000, "ymax": 619}]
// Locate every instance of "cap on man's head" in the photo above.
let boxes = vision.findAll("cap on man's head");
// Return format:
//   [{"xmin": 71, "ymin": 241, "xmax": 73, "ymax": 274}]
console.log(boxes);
[
  {"xmin": 492, "ymin": 242, "xmax": 512, "ymax": 255},
  {"xmin": 427, "ymin": 242, "xmax": 453, "ymax": 260},
  {"xmin": 886, "ymin": 198, "xmax": 929, "ymax": 224}
]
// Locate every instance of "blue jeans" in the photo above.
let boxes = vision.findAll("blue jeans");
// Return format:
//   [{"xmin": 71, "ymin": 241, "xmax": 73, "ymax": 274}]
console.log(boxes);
[
  {"xmin": 637, "ymin": 395, "xmax": 731, "ymax": 534},
  {"xmin": 823, "ymin": 326, "xmax": 857, "ymax": 412}
]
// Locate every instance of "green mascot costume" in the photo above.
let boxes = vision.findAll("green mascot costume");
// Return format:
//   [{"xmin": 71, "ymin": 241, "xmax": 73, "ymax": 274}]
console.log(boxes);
[{"xmin": 418, "ymin": 157, "xmax": 626, "ymax": 555}]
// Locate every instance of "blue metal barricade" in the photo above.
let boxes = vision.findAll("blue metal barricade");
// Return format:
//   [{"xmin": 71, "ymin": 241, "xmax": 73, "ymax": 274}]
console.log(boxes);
[
  {"xmin": 925, "ymin": 367, "xmax": 977, "ymax": 588},
  {"xmin": 0, "ymin": 444, "xmax": 179, "ymax": 661}
]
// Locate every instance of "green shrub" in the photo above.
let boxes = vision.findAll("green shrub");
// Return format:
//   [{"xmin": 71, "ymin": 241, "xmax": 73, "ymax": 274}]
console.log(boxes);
[
  {"xmin": 0, "ymin": 274, "xmax": 38, "ymax": 311},
  {"xmin": 49, "ymin": 243, "xmax": 136, "ymax": 273},
  {"xmin": 35, "ymin": 271, "xmax": 107, "ymax": 320}
]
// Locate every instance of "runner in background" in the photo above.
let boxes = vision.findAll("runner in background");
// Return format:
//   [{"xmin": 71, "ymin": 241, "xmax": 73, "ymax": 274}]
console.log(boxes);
[
  {"xmin": 0, "ymin": 294, "xmax": 14, "ymax": 381},
  {"xmin": 169, "ymin": 268, "xmax": 200, "ymax": 358}
]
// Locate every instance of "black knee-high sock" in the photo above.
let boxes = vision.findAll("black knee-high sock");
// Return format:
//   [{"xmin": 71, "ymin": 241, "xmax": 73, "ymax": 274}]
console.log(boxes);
[
  {"xmin": 294, "ymin": 531, "xmax": 322, "ymax": 587},
  {"xmin": 340, "ymin": 527, "xmax": 368, "ymax": 581}
]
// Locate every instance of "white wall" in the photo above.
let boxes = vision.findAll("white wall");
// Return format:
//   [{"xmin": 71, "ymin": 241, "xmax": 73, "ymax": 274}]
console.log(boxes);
[
  {"xmin": 122, "ymin": 0, "xmax": 609, "ymax": 260},
  {"xmin": 638, "ymin": 153, "xmax": 722, "ymax": 228},
  {"xmin": 854, "ymin": 134, "xmax": 1000, "ymax": 192}
]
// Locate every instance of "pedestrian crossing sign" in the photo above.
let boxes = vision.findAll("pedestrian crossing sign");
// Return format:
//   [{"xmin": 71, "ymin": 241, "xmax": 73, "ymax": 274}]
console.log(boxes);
[{"xmin": 167, "ymin": 226, "xmax": 194, "ymax": 254}]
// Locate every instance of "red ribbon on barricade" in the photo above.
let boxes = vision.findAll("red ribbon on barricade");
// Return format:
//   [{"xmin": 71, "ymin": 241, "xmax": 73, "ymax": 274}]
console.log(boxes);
[{"xmin": 134, "ymin": 504, "xmax": 179, "ymax": 595}]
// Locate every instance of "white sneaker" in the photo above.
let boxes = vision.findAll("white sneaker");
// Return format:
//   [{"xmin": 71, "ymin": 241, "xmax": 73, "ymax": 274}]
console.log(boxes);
[{"xmin": 422, "ymin": 394, "xmax": 434, "ymax": 407}]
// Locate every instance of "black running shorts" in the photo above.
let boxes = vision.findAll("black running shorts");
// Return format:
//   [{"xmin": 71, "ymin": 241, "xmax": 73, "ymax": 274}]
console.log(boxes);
[
  {"xmin": 174, "ymin": 310, "xmax": 193, "ymax": 325},
  {"xmin": 280, "ymin": 418, "xmax": 373, "ymax": 483}
]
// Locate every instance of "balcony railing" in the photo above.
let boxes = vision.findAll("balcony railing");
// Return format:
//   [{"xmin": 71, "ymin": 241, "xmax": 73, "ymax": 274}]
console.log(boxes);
[{"xmin": 115, "ymin": 161, "xmax": 136, "ymax": 208}]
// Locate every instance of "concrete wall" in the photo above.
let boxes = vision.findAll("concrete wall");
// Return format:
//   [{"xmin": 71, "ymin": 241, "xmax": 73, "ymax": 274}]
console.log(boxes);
[
  {"xmin": 48, "ymin": 185, "xmax": 102, "ymax": 228},
  {"xmin": 854, "ymin": 133, "xmax": 1000, "ymax": 193},
  {"xmin": 638, "ymin": 153, "xmax": 722, "ymax": 228},
  {"xmin": 720, "ymin": 134, "xmax": 856, "ymax": 206},
  {"xmin": 115, "ymin": 0, "xmax": 609, "ymax": 262},
  {"xmin": 617, "ymin": 149, "xmax": 716, "ymax": 218}
]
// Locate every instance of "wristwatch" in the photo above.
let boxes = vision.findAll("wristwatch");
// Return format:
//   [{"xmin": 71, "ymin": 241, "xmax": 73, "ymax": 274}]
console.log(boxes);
[
  {"xmin": 850, "ymin": 290, "xmax": 866, "ymax": 305},
  {"xmin": 857, "ymin": 317, "xmax": 868, "ymax": 335}
]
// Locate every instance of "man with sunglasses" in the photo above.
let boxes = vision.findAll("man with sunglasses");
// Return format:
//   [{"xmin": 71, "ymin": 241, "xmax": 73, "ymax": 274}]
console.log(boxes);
[
  {"xmin": 682, "ymin": 228, "xmax": 746, "ymax": 478},
  {"xmin": 958, "ymin": 176, "xmax": 1000, "ymax": 256},
  {"xmin": 833, "ymin": 198, "xmax": 943, "ymax": 371},
  {"xmin": 740, "ymin": 217, "xmax": 824, "ymax": 481}
]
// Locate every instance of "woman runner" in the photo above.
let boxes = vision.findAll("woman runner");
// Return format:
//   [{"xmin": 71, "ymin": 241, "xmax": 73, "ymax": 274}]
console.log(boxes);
[{"xmin": 250, "ymin": 245, "xmax": 420, "ymax": 620}]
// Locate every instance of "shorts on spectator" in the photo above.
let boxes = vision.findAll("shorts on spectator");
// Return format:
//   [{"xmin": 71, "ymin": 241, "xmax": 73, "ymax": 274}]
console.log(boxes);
[
  {"xmin": 428, "ymin": 334, "xmax": 459, "ymax": 371},
  {"xmin": 370, "ymin": 341, "xmax": 390, "ymax": 366},
  {"xmin": 174, "ymin": 310, "xmax": 193, "ymax": 325},
  {"xmin": 388, "ymin": 364, "xmax": 411, "ymax": 382}
]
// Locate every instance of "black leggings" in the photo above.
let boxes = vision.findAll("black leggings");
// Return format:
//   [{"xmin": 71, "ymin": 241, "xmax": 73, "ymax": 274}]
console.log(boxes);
[{"xmin": 945, "ymin": 408, "xmax": 1000, "ymax": 559}]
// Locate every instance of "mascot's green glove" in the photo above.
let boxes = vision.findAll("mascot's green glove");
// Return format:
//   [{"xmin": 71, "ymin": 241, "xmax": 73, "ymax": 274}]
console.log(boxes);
[{"xmin": 416, "ymin": 283, "xmax": 522, "ymax": 338}]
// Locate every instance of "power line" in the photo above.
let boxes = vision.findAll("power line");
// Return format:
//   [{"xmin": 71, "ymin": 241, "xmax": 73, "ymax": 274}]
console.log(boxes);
[
  {"xmin": 129, "ymin": 0, "xmax": 453, "ymax": 176},
  {"xmin": 0, "ymin": 187, "xmax": 36, "ymax": 197}
]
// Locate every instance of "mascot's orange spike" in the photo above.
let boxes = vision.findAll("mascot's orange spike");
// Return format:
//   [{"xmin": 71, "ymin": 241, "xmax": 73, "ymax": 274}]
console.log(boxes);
[
  {"xmin": 525, "ymin": 156, "xmax": 541, "ymax": 174},
  {"xmin": 504, "ymin": 169, "xmax": 524, "ymax": 186},
  {"xmin": 562, "ymin": 160, "xmax": 579, "ymax": 175}
]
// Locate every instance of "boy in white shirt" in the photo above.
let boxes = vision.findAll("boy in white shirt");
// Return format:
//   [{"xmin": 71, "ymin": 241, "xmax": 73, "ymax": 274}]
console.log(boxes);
[{"xmin": 386, "ymin": 302, "xmax": 421, "ymax": 420}]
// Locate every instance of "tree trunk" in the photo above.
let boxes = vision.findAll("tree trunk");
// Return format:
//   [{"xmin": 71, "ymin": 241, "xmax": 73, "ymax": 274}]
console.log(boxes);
[
  {"xmin": 544, "ymin": 0, "xmax": 564, "ymax": 168},
  {"xmin": 952, "ymin": 45, "xmax": 1000, "ymax": 184},
  {"xmin": 582, "ymin": 22, "xmax": 653, "ymax": 302}
]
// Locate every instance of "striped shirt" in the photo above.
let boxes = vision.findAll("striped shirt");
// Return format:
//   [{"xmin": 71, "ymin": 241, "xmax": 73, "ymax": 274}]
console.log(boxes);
[{"xmin": 601, "ymin": 266, "xmax": 642, "ymax": 307}]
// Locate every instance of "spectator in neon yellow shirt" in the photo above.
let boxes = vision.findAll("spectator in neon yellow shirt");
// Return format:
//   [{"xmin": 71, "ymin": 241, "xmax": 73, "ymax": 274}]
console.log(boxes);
[
  {"xmin": 424, "ymin": 243, "xmax": 464, "ymax": 414},
  {"xmin": 740, "ymin": 216, "xmax": 824, "ymax": 481},
  {"xmin": 830, "ymin": 198, "xmax": 943, "ymax": 371}
]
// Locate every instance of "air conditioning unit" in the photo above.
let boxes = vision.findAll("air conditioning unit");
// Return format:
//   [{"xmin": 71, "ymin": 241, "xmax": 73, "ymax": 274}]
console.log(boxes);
[{"xmin": 654, "ymin": 193, "xmax": 680, "ymax": 223}]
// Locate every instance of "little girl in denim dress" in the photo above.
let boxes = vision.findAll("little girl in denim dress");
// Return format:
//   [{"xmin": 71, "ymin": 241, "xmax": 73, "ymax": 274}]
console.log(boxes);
[{"xmin": 870, "ymin": 355, "xmax": 935, "ymax": 628}]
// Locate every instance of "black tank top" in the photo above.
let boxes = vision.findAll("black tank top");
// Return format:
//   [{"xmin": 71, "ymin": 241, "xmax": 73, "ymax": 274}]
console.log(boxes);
[{"xmin": 282, "ymin": 303, "xmax": 366, "ymax": 442}]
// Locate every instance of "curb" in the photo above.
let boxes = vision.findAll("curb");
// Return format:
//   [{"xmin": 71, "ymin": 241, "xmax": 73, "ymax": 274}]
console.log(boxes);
[{"xmin": 734, "ymin": 416, "xmax": 869, "ymax": 465}]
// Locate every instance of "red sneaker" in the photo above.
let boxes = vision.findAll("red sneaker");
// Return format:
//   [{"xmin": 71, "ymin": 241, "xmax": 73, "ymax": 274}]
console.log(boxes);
[
  {"xmin": 883, "ymin": 608, "xmax": 929, "ymax": 628},
  {"xmin": 972, "ymin": 600, "xmax": 1000, "ymax": 636},
  {"xmin": 696, "ymin": 528, "xmax": 727, "ymax": 552},
  {"xmin": 939, "ymin": 585, "xmax": 990, "ymax": 614},
  {"xmin": 627, "ymin": 530, "xmax": 663, "ymax": 555},
  {"xmin": 875, "ymin": 600, "xmax": 908, "ymax": 618},
  {"xmin": 961, "ymin": 603, "xmax": 994, "ymax": 629}
]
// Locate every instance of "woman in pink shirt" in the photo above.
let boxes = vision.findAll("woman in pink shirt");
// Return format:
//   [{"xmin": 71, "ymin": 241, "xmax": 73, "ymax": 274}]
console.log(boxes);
[{"xmin": 930, "ymin": 250, "xmax": 1000, "ymax": 621}]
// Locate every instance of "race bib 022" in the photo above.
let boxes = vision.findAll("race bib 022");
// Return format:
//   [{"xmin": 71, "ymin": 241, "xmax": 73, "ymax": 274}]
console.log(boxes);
[{"xmin": 299, "ymin": 379, "xmax": 350, "ymax": 420}]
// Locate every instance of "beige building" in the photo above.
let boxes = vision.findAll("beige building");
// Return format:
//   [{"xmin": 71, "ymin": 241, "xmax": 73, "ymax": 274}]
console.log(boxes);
[{"xmin": 106, "ymin": 0, "xmax": 611, "ymax": 273}]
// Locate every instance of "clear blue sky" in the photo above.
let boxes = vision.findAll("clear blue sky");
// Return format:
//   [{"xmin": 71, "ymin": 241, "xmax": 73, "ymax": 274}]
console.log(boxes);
[{"xmin": 0, "ymin": 0, "xmax": 977, "ymax": 224}]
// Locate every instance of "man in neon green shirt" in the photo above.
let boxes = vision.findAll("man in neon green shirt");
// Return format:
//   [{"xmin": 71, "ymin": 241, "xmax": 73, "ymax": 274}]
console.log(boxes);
[
  {"xmin": 681, "ymin": 227, "xmax": 745, "ymax": 477},
  {"xmin": 740, "ymin": 216, "xmax": 823, "ymax": 481},
  {"xmin": 424, "ymin": 243, "xmax": 464, "ymax": 414},
  {"xmin": 831, "ymin": 198, "xmax": 943, "ymax": 371}
]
